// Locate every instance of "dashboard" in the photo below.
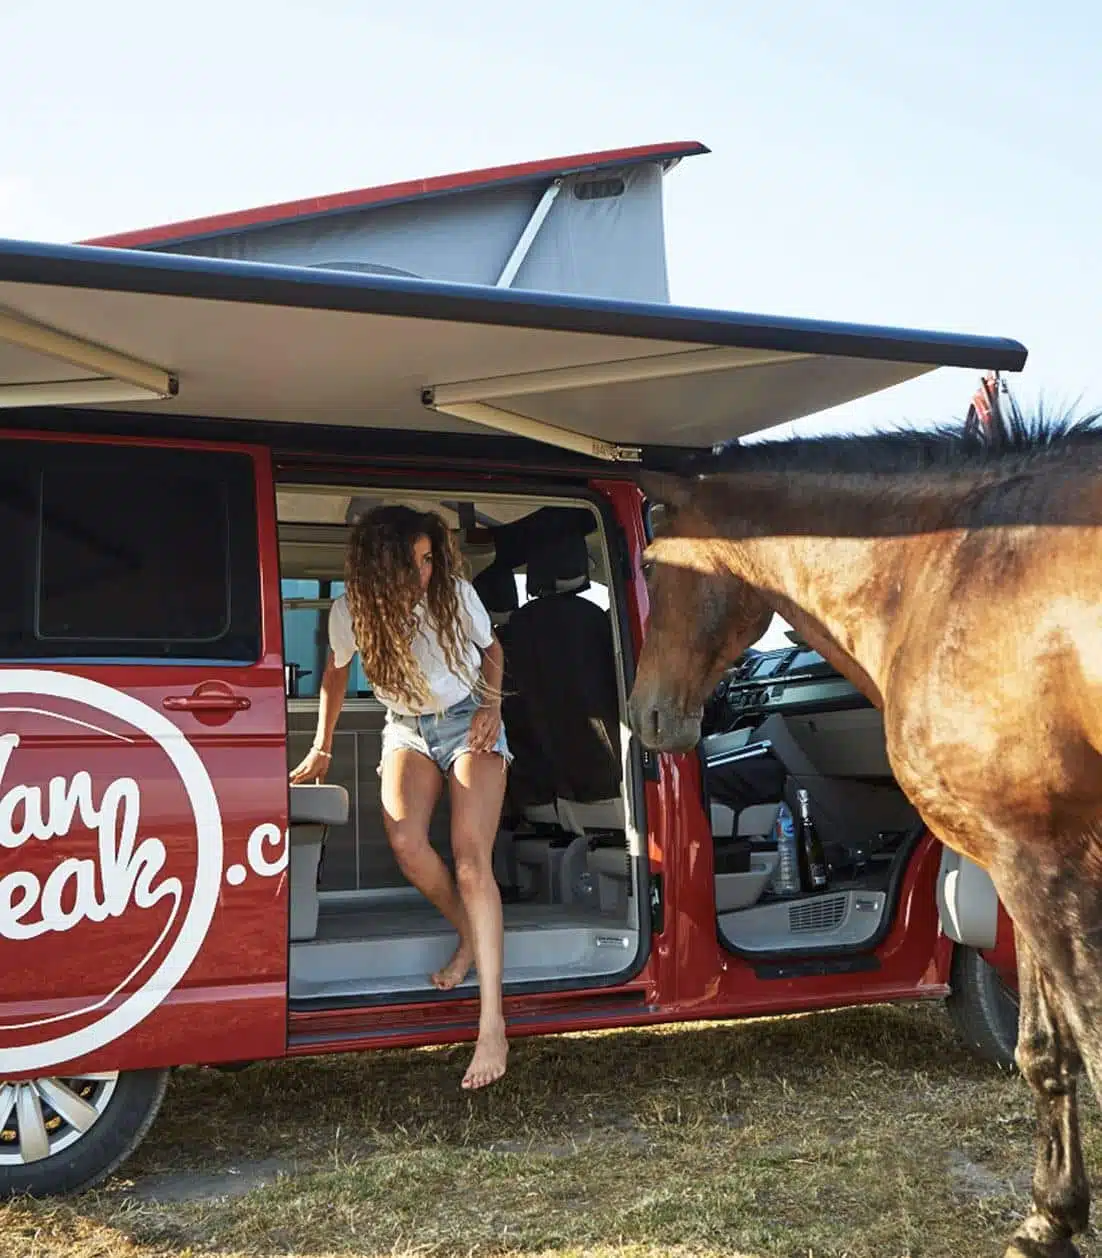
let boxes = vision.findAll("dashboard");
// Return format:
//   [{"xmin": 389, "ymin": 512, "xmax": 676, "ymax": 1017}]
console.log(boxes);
[{"xmin": 703, "ymin": 639, "xmax": 870, "ymax": 736}]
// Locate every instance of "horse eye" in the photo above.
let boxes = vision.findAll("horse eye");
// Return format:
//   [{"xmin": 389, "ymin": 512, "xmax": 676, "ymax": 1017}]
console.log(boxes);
[{"xmin": 640, "ymin": 558, "xmax": 656, "ymax": 582}]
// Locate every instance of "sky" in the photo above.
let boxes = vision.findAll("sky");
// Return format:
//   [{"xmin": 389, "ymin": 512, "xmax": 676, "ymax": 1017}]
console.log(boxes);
[{"xmin": 1, "ymin": 0, "xmax": 1099, "ymax": 438}]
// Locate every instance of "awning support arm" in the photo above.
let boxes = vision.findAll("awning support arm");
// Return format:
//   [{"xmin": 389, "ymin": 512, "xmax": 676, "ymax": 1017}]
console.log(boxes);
[
  {"xmin": 0, "ymin": 309, "xmax": 177, "ymax": 408},
  {"xmin": 423, "ymin": 395, "xmax": 642, "ymax": 463},
  {"xmin": 422, "ymin": 345, "xmax": 814, "ymax": 462}
]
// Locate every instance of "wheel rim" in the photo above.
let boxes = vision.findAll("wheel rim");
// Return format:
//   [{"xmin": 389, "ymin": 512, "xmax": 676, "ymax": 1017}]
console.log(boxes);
[{"xmin": 0, "ymin": 1074, "xmax": 119, "ymax": 1165}]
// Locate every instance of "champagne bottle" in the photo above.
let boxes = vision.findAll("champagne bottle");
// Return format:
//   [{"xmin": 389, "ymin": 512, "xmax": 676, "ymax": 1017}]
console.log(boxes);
[{"xmin": 796, "ymin": 789, "xmax": 828, "ymax": 891}]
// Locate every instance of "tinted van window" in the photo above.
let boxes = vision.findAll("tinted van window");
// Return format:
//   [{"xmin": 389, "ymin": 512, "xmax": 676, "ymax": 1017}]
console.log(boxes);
[{"xmin": 0, "ymin": 440, "xmax": 260, "ymax": 662}]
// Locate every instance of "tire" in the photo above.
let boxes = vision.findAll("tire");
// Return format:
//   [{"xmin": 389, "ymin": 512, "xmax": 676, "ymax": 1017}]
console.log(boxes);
[
  {"xmin": 0, "ymin": 1068, "xmax": 169, "ymax": 1198},
  {"xmin": 946, "ymin": 944, "xmax": 1020, "ymax": 1070}
]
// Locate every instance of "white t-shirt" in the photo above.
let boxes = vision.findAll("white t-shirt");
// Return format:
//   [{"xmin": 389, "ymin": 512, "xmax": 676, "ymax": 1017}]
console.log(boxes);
[{"xmin": 328, "ymin": 578, "xmax": 494, "ymax": 716}]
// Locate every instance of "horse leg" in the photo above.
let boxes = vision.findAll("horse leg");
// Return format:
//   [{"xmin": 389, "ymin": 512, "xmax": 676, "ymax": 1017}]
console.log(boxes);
[
  {"xmin": 1001, "ymin": 941, "xmax": 1088, "ymax": 1258},
  {"xmin": 889, "ymin": 767, "xmax": 1092, "ymax": 1256}
]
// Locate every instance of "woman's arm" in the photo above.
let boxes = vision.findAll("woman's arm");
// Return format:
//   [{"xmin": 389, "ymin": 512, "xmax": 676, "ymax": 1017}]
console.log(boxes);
[
  {"xmin": 480, "ymin": 637, "xmax": 504, "ymax": 705},
  {"xmin": 289, "ymin": 651, "xmax": 350, "ymax": 782},
  {"xmin": 469, "ymin": 636, "xmax": 504, "ymax": 752}
]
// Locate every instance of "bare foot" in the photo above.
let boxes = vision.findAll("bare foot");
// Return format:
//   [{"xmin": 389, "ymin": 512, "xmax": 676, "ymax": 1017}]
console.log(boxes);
[
  {"xmin": 461, "ymin": 1025, "xmax": 508, "ymax": 1090},
  {"xmin": 431, "ymin": 938, "xmax": 474, "ymax": 991}
]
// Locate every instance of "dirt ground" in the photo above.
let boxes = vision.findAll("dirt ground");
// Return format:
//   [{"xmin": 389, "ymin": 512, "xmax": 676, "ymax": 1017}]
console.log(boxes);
[{"xmin": 4, "ymin": 1001, "xmax": 1099, "ymax": 1258}]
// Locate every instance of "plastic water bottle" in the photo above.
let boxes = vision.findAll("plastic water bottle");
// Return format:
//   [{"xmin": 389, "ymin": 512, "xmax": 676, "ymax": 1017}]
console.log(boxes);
[{"xmin": 770, "ymin": 802, "xmax": 801, "ymax": 897}]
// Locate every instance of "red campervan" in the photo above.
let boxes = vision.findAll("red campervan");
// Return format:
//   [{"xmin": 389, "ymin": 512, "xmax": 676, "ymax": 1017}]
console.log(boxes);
[{"xmin": 0, "ymin": 233, "xmax": 1026, "ymax": 1195}]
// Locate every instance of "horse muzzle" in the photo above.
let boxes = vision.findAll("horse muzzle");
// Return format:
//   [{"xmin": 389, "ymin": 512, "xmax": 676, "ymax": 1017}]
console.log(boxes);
[{"xmin": 628, "ymin": 697, "xmax": 703, "ymax": 753}]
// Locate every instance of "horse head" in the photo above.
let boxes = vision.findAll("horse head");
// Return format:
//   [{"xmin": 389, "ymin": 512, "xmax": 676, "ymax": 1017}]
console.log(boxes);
[{"xmin": 628, "ymin": 471, "xmax": 772, "ymax": 753}]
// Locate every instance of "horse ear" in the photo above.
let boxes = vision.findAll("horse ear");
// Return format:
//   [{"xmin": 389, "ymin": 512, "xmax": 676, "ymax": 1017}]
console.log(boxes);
[{"xmin": 639, "ymin": 471, "xmax": 693, "ymax": 513}]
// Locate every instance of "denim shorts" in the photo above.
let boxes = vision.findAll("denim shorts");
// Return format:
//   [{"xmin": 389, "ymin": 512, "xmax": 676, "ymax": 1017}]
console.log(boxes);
[{"xmin": 379, "ymin": 693, "xmax": 512, "ymax": 777}]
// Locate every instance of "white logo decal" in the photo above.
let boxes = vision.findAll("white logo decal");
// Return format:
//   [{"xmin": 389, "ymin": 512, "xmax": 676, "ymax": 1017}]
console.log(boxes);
[
  {"xmin": 0, "ymin": 734, "xmax": 183, "ymax": 939},
  {"xmin": 227, "ymin": 823, "xmax": 289, "ymax": 886},
  {"xmin": 0, "ymin": 671, "xmax": 224, "ymax": 1074}
]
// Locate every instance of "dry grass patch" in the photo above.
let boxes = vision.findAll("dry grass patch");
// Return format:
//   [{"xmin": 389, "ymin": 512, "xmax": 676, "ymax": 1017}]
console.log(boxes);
[{"xmin": 2, "ymin": 1001, "xmax": 1099, "ymax": 1257}]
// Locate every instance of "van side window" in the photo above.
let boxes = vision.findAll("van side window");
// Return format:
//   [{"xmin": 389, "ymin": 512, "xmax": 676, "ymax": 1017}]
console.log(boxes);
[{"xmin": 0, "ymin": 441, "xmax": 260, "ymax": 663}]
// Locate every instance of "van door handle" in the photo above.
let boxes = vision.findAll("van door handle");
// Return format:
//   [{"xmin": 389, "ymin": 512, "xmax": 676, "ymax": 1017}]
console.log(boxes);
[
  {"xmin": 163, "ymin": 695, "xmax": 251, "ymax": 712},
  {"xmin": 163, "ymin": 682, "xmax": 252, "ymax": 714}
]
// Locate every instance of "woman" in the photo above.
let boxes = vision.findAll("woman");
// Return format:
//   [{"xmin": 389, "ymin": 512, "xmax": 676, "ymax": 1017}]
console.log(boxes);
[{"xmin": 289, "ymin": 505, "xmax": 510, "ymax": 1090}]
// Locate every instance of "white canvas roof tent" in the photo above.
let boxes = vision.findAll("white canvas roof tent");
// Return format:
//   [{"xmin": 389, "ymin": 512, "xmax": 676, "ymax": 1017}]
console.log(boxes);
[
  {"xmin": 82, "ymin": 141, "xmax": 705, "ymax": 305},
  {"xmin": 0, "ymin": 238, "xmax": 1027, "ymax": 463}
]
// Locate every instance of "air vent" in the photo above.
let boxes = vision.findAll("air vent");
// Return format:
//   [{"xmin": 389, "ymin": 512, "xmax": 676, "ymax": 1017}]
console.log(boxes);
[
  {"xmin": 789, "ymin": 895, "xmax": 847, "ymax": 933},
  {"xmin": 574, "ymin": 177, "xmax": 625, "ymax": 200}
]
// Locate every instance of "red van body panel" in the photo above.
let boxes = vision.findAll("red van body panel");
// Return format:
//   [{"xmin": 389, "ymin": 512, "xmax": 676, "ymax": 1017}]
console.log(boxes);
[
  {"xmin": 0, "ymin": 432, "xmax": 289, "ymax": 1078},
  {"xmin": 980, "ymin": 905, "xmax": 1019, "ymax": 988}
]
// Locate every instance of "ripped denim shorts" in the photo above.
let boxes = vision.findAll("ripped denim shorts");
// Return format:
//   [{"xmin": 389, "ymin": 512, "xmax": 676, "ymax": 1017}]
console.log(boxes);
[{"xmin": 378, "ymin": 693, "xmax": 512, "ymax": 777}]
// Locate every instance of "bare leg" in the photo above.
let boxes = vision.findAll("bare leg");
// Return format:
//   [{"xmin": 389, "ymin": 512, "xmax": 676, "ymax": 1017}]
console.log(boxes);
[
  {"xmin": 380, "ymin": 748, "xmax": 472, "ymax": 989},
  {"xmin": 1003, "ymin": 941, "xmax": 1088, "ymax": 1258},
  {"xmin": 449, "ymin": 751, "xmax": 508, "ymax": 1090}
]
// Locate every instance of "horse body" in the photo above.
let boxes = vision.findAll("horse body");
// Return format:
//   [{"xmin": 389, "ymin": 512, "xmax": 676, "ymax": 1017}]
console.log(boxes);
[{"xmin": 631, "ymin": 407, "xmax": 1102, "ymax": 1257}]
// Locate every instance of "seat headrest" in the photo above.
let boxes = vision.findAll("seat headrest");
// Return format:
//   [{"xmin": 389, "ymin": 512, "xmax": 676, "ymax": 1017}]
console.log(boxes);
[
  {"xmin": 489, "ymin": 506, "xmax": 596, "ymax": 569},
  {"xmin": 473, "ymin": 559, "xmax": 519, "ymax": 620},
  {"xmin": 526, "ymin": 531, "xmax": 590, "ymax": 598}
]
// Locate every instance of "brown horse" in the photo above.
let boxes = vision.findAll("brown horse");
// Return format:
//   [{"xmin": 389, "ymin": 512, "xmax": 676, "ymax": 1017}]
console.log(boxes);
[{"xmin": 629, "ymin": 391, "xmax": 1102, "ymax": 1258}]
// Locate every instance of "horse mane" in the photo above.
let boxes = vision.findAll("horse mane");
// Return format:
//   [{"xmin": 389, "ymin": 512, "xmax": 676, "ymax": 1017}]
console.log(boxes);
[{"xmin": 679, "ymin": 391, "xmax": 1102, "ymax": 479}]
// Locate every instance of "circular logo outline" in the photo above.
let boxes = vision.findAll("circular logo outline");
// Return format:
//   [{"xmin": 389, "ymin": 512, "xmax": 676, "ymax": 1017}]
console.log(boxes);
[{"xmin": 0, "ymin": 670, "xmax": 223, "ymax": 1074}]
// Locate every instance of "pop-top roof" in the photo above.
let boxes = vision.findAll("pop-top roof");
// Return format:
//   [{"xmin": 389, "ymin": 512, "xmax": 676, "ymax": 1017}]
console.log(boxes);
[{"xmin": 82, "ymin": 142, "xmax": 709, "ymax": 251}]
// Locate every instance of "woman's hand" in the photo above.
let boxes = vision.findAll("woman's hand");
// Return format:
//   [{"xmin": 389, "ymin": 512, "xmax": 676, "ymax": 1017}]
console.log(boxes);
[
  {"xmin": 289, "ymin": 746, "xmax": 332, "ymax": 784},
  {"xmin": 468, "ymin": 702, "xmax": 502, "ymax": 753}
]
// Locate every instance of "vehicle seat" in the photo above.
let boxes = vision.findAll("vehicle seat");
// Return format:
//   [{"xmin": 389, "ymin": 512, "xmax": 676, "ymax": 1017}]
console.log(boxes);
[
  {"xmin": 473, "ymin": 558, "xmax": 519, "ymax": 630},
  {"xmin": 505, "ymin": 529, "xmax": 622, "ymax": 824},
  {"xmin": 502, "ymin": 528, "xmax": 624, "ymax": 902},
  {"xmin": 288, "ymin": 783, "xmax": 349, "ymax": 942}
]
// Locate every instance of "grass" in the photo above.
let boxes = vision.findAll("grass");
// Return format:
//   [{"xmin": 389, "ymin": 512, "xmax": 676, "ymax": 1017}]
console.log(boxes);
[{"xmin": 2, "ymin": 1001, "xmax": 1100, "ymax": 1258}]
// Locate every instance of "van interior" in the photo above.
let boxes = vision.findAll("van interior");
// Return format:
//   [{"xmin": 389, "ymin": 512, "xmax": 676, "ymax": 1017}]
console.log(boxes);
[
  {"xmin": 699, "ymin": 640, "xmax": 921, "ymax": 957},
  {"xmin": 278, "ymin": 485, "xmax": 642, "ymax": 1004},
  {"xmin": 279, "ymin": 482, "xmax": 923, "ymax": 1006}
]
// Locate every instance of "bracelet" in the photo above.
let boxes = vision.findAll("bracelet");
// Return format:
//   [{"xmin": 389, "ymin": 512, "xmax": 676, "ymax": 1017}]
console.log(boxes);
[{"xmin": 311, "ymin": 746, "xmax": 332, "ymax": 759}]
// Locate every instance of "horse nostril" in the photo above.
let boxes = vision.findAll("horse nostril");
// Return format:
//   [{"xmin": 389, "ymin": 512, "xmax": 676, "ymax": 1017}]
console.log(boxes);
[
  {"xmin": 647, "ymin": 707, "xmax": 662, "ymax": 748},
  {"xmin": 628, "ymin": 689, "xmax": 668, "ymax": 750}
]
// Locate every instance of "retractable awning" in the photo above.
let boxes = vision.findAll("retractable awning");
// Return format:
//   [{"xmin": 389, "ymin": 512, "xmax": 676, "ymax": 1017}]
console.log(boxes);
[{"xmin": 0, "ymin": 239, "xmax": 1027, "ymax": 462}]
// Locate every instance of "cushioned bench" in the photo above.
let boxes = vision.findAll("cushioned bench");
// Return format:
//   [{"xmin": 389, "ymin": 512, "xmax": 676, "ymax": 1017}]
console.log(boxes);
[
  {"xmin": 288, "ymin": 784, "xmax": 349, "ymax": 942},
  {"xmin": 290, "ymin": 783, "xmax": 350, "ymax": 826}
]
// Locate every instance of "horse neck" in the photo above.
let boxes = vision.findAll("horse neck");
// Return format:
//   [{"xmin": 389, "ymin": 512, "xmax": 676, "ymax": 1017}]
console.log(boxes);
[{"xmin": 699, "ymin": 472, "xmax": 966, "ymax": 702}]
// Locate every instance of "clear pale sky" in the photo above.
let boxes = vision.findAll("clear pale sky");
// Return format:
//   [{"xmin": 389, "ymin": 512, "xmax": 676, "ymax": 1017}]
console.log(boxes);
[{"xmin": 2, "ymin": 0, "xmax": 1098, "ymax": 436}]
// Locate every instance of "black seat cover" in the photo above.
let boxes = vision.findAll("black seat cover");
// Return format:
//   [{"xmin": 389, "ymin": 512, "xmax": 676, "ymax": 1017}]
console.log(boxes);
[
  {"xmin": 472, "ymin": 558, "xmax": 518, "ymax": 625},
  {"xmin": 503, "ymin": 529, "xmax": 622, "ymax": 810},
  {"xmin": 473, "ymin": 556, "xmax": 553, "ymax": 808}
]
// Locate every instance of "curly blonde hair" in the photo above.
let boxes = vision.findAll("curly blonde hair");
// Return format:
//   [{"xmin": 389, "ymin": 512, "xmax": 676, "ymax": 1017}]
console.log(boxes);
[{"xmin": 344, "ymin": 505, "xmax": 481, "ymax": 712}]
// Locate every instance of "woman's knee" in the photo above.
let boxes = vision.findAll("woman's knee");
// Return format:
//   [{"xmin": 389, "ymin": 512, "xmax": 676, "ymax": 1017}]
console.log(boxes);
[
  {"xmin": 386, "ymin": 822, "xmax": 433, "ymax": 868},
  {"xmin": 453, "ymin": 843, "xmax": 493, "ymax": 894}
]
